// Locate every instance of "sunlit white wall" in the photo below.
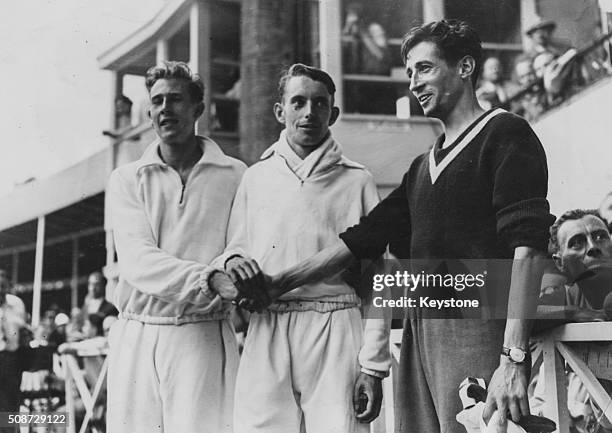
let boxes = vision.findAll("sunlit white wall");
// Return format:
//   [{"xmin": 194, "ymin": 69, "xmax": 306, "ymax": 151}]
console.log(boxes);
[{"xmin": 535, "ymin": 77, "xmax": 612, "ymax": 216}]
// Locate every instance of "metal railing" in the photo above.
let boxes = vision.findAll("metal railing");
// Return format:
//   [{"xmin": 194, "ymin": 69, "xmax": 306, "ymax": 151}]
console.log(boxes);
[{"xmin": 508, "ymin": 31, "xmax": 612, "ymax": 120}]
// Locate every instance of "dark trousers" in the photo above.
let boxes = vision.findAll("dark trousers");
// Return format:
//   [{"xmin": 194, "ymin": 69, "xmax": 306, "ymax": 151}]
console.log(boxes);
[
  {"xmin": 0, "ymin": 350, "xmax": 21, "ymax": 411},
  {"xmin": 395, "ymin": 318, "xmax": 505, "ymax": 433}
]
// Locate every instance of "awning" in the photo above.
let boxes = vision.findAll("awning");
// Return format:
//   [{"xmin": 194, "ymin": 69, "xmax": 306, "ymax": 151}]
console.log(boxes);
[
  {"xmin": 0, "ymin": 147, "xmax": 112, "ymax": 234},
  {"xmin": 97, "ymin": 0, "xmax": 192, "ymax": 74}
]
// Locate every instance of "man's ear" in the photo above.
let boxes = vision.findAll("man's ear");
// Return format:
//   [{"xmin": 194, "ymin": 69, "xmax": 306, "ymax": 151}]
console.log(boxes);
[
  {"xmin": 458, "ymin": 55, "xmax": 476, "ymax": 81},
  {"xmin": 273, "ymin": 102, "xmax": 285, "ymax": 124},
  {"xmin": 329, "ymin": 106, "xmax": 340, "ymax": 126},
  {"xmin": 552, "ymin": 253, "xmax": 565, "ymax": 273}
]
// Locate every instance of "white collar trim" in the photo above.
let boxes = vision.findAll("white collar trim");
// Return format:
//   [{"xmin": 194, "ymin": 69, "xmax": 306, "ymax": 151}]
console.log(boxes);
[{"xmin": 428, "ymin": 108, "xmax": 505, "ymax": 184}]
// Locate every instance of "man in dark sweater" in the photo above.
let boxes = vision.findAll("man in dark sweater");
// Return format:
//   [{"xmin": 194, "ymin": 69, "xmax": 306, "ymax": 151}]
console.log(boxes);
[{"xmin": 239, "ymin": 20, "xmax": 554, "ymax": 433}]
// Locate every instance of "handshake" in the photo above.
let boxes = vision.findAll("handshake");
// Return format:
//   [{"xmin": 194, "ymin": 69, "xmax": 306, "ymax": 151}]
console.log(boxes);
[{"xmin": 209, "ymin": 256, "xmax": 282, "ymax": 311}]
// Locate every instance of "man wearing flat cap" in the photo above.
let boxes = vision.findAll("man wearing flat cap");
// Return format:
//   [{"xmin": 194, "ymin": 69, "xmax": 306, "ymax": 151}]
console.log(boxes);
[{"xmin": 525, "ymin": 18, "xmax": 568, "ymax": 57}]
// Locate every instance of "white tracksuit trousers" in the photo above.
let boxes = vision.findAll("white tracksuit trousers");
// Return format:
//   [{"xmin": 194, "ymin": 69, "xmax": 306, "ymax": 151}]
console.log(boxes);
[
  {"xmin": 234, "ymin": 307, "xmax": 369, "ymax": 433},
  {"xmin": 107, "ymin": 318, "xmax": 239, "ymax": 433}
]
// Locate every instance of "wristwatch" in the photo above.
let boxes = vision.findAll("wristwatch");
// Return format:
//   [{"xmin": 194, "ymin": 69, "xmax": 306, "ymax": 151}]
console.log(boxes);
[{"xmin": 502, "ymin": 346, "xmax": 527, "ymax": 363}]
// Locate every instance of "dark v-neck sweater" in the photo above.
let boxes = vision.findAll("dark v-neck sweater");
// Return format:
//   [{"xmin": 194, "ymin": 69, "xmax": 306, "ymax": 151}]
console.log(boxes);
[
  {"xmin": 342, "ymin": 110, "xmax": 555, "ymax": 433},
  {"xmin": 341, "ymin": 110, "xmax": 554, "ymax": 262}
]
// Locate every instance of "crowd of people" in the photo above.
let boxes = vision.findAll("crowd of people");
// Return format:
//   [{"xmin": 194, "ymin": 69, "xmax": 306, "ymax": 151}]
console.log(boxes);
[
  {"xmin": 2, "ymin": 17, "xmax": 612, "ymax": 433},
  {"xmin": 0, "ymin": 270, "xmax": 118, "ymax": 432},
  {"xmin": 339, "ymin": 8, "xmax": 612, "ymax": 120},
  {"xmin": 476, "ymin": 18, "xmax": 612, "ymax": 122}
]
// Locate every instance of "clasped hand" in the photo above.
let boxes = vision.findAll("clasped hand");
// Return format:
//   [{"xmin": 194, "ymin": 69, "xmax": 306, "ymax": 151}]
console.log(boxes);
[{"xmin": 225, "ymin": 256, "xmax": 279, "ymax": 311}]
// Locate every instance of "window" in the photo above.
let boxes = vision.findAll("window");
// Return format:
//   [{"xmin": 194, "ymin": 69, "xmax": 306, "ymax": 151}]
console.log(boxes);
[
  {"xmin": 338, "ymin": 0, "xmax": 523, "ymax": 116},
  {"xmin": 340, "ymin": 0, "xmax": 423, "ymax": 115}
]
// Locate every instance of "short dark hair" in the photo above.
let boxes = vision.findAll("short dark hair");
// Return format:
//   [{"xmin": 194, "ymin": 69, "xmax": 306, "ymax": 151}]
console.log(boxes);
[
  {"xmin": 548, "ymin": 209, "xmax": 606, "ymax": 255},
  {"xmin": 400, "ymin": 20, "xmax": 483, "ymax": 86},
  {"xmin": 89, "ymin": 271, "xmax": 107, "ymax": 287},
  {"xmin": 145, "ymin": 61, "xmax": 204, "ymax": 103},
  {"xmin": 278, "ymin": 63, "xmax": 336, "ymax": 103}
]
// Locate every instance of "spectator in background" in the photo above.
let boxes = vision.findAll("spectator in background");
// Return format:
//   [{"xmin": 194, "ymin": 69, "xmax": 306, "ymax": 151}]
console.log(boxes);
[
  {"xmin": 530, "ymin": 210, "xmax": 612, "ymax": 431},
  {"xmin": 515, "ymin": 55, "xmax": 537, "ymax": 87},
  {"xmin": 103, "ymin": 95, "xmax": 134, "ymax": 139},
  {"xmin": 360, "ymin": 22, "xmax": 392, "ymax": 76},
  {"xmin": 66, "ymin": 307, "xmax": 85, "ymax": 342},
  {"xmin": 48, "ymin": 312, "xmax": 69, "ymax": 347},
  {"xmin": 546, "ymin": 209, "xmax": 612, "ymax": 312},
  {"xmin": 512, "ymin": 55, "xmax": 547, "ymax": 122},
  {"xmin": 115, "ymin": 95, "xmax": 133, "ymax": 130},
  {"xmin": 531, "ymin": 31, "xmax": 611, "ymax": 111},
  {"xmin": 525, "ymin": 18, "xmax": 567, "ymax": 58},
  {"xmin": 0, "ymin": 268, "xmax": 27, "ymax": 412},
  {"xmin": 58, "ymin": 313, "xmax": 107, "ymax": 355},
  {"xmin": 342, "ymin": 2, "xmax": 366, "ymax": 74},
  {"xmin": 23, "ymin": 306, "xmax": 63, "ymax": 396},
  {"xmin": 476, "ymin": 57, "xmax": 511, "ymax": 109},
  {"xmin": 532, "ymin": 52, "xmax": 556, "ymax": 79},
  {"xmin": 534, "ymin": 49, "xmax": 580, "ymax": 104},
  {"xmin": 342, "ymin": 3, "xmax": 391, "ymax": 75},
  {"xmin": 82, "ymin": 271, "xmax": 118, "ymax": 319},
  {"xmin": 30, "ymin": 305, "xmax": 60, "ymax": 347},
  {"xmin": 342, "ymin": 3, "xmax": 395, "ymax": 114},
  {"xmin": 526, "ymin": 19, "xmax": 582, "ymax": 105}
]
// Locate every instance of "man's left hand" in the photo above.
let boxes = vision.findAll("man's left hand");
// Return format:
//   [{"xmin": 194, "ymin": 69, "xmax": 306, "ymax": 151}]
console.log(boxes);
[
  {"xmin": 353, "ymin": 372, "xmax": 383, "ymax": 423},
  {"xmin": 483, "ymin": 357, "xmax": 531, "ymax": 432},
  {"xmin": 209, "ymin": 271, "xmax": 240, "ymax": 300}
]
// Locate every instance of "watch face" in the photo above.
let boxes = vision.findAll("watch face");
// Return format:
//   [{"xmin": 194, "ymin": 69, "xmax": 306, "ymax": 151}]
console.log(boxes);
[{"xmin": 509, "ymin": 347, "xmax": 526, "ymax": 363}]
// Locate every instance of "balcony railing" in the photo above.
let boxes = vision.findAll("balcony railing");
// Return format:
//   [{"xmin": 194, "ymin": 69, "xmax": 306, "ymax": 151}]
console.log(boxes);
[{"xmin": 507, "ymin": 31, "xmax": 612, "ymax": 122}]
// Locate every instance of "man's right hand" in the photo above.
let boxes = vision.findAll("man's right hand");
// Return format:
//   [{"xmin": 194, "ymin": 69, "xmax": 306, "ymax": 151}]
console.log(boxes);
[
  {"xmin": 354, "ymin": 372, "xmax": 383, "ymax": 423},
  {"xmin": 225, "ymin": 257, "xmax": 272, "ymax": 307},
  {"xmin": 209, "ymin": 271, "xmax": 240, "ymax": 300}
]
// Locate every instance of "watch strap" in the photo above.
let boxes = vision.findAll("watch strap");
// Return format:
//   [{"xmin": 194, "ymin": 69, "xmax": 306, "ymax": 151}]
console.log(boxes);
[{"xmin": 502, "ymin": 346, "xmax": 526, "ymax": 363}]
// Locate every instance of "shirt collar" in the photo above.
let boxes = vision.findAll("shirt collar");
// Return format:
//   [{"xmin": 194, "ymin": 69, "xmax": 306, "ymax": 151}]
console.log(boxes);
[
  {"xmin": 136, "ymin": 136, "xmax": 233, "ymax": 173},
  {"xmin": 260, "ymin": 130, "xmax": 365, "ymax": 173}
]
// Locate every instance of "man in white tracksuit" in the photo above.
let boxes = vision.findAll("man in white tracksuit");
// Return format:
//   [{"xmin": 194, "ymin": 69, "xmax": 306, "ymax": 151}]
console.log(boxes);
[
  {"xmin": 221, "ymin": 64, "xmax": 390, "ymax": 433},
  {"xmin": 106, "ymin": 61, "xmax": 246, "ymax": 433}
]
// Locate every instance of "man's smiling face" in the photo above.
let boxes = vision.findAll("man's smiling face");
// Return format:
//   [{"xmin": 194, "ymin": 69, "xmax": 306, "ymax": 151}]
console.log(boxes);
[{"xmin": 405, "ymin": 41, "xmax": 464, "ymax": 120}]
